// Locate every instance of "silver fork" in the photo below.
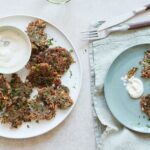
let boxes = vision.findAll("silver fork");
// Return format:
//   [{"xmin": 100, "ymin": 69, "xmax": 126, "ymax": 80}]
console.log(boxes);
[{"xmin": 82, "ymin": 21, "xmax": 150, "ymax": 41}]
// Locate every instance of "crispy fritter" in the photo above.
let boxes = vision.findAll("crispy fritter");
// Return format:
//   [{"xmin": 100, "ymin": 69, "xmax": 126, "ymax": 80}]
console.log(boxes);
[
  {"xmin": 0, "ymin": 75, "xmax": 11, "ymax": 111},
  {"xmin": 0, "ymin": 74, "xmax": 33, "ymax": 128},
  {"xmin": 0, "ymin": 74, "xmax": 11, "ymax": 96},
  {"xmin": 26, "ymin": 19, "xmax": 49, "ymax": 68},
  {"xmin": 55, "ymin": 86, "xmax": 73, "ymax": 109},
  {"xmin": 27, "ymin": 63, "xmax": 61, "ymax": 87},
  {"xmin": 27, "ymin": 19, "xmax": 49, "ymax": 55},
  {"xmin": 127, "ymin": 67, "xmax": 138, "ymax": 79},
  {"xmin": 35, "ymin": 47, "xmax": 74, "ymax": 75},
  {"xmin": 141, "ymin": 50, "xmax": 150, "ymax": 78},
  {"xmin": 29, "ymin": 87, "xmax": 57, "ymax": 120},
  {"xmin": 141, "ymin": 94, "xmax": 150, "ymax": 117},
  {"xmin": 10, "ymin": 74, "xmax": 32, "ymax": 98},
  {"xmin": 38, "ymin": 85, "xmax": 73, "ymax": 109},
  {"xmin": 1, "ymin": 97, "xmax": 31, "ymax": 128},
  {"xmin": 29, "ymin": 99, "xmax": 56, "ymax": 121},
  {"xmin": 0, "ymin": 92, "xmax": 9, "ymax": 112}
]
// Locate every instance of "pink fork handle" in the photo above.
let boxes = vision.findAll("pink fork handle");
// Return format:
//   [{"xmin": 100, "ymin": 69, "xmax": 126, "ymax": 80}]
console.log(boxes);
[{"xmin": 129, "ymin": 21, "xmax": 150, "ymax": 30}]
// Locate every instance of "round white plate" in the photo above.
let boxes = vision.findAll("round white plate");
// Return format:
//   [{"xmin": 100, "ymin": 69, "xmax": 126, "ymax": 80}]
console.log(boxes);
[{"xmin": 0, "ymin": 15, "xmax": 82, "ymax": 139}]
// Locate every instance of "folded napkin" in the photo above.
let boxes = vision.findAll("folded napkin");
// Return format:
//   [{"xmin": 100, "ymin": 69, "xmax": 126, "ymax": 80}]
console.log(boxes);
[{"xmin": 90, "ymin": 28, "xmax": 150, "ymax": 150}]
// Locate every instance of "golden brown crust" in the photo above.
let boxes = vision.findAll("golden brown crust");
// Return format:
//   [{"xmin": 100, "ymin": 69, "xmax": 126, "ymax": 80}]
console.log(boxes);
[
  {"xmin": 27, "ymin": 63, "xmax": 61, "ymax": 87},
  {"xmin": 27, "ymin": 19, "xmax": 49, "ymax": 55},
  {"xmin": 35, "ymin": 47, "xmax": 74, "ymax": 75}
]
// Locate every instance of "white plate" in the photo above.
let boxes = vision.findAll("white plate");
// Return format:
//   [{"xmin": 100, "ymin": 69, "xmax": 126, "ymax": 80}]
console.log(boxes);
[{"xmin": 0, "ymin": 15, "xmax": 82, "ymax": 139}]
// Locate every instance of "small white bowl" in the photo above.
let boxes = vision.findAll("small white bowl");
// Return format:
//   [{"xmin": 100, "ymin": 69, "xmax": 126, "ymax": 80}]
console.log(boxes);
[{"xmin": 0, "ymin": 26, "xmax": 31, "ymax": 74}]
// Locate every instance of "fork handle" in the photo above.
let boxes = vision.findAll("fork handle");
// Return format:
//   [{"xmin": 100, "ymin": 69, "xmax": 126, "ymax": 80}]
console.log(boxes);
[{"xmin": 129, "ymin": 21, "xmax": 150, "ymax": 30}]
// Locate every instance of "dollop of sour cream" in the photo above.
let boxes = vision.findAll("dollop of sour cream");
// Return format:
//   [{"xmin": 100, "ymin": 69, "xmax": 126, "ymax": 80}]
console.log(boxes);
[
  {"xmin": 0, "ymin": 29, "xmax": 28, "ymax": 68},
  {"xmin": 121, "ymin": 75, "xmax": 144, "ymax": 99}
]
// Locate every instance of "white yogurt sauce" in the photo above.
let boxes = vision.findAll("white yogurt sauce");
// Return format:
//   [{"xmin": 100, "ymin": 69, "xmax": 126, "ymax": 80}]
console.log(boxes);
[
  {"xmin": 0, "ymin": 30, "xmax": 28, "ymax": 68},
  {"xmin": 121, "ymin": 75, "xmax": 144, "ymax": 99}
]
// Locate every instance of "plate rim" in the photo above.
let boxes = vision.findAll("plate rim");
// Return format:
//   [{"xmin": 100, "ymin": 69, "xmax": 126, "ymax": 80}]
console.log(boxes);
[
  {"xmin": 104, "ymin": 43, "xmax": 150, "ymax": 134},
  {"xmin": 0, "ymin": 15, "xmax": 83, "ymax": 139}
]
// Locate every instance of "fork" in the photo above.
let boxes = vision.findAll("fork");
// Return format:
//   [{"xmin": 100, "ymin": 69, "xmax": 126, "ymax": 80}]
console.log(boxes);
[{"xmin": 82, "ymin": 21, "xmax": 150, "ymax": 41}]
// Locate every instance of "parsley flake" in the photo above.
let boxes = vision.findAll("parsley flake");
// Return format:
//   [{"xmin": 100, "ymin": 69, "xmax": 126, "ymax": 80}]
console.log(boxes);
[{"xmin": 48, "ymin": 38, "xmax": 54, "ymax": 46}]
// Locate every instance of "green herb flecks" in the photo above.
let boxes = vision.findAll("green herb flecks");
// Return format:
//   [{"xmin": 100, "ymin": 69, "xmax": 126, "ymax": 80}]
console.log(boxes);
[
  {"xmin": 11, "ymin": 88, "xmax": 21, "ymax": 97},
  {"xmin": 69, "ymin": 70, "xmax": 72, "ymax": 78},
  {"xmin": 48, "ymin": 38, "xmax": 54, "ymax": 46},
  {"xmin": 31, "ymin": 103, "xmax": 44, "ymax": 112},
  {"xmin": 35, "ymin": 64, "xmax": 40, "ymax": 72},
  {"xmin": 69, "ymin": 49, "xmax": 73, "ymax": 53},
  {"xmin": 1, "ymin": 87, "xmax": 8, "ymax": 95},
  {"xmin": 36, "ymin": 120, "xmax": 39, "ymax": 123},
  {"xmin": 0, "ymin": 102, "xmax": 4, "ymax": 111}
]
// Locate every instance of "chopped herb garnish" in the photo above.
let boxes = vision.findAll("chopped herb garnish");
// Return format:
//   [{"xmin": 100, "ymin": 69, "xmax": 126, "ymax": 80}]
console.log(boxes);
[
  {"xmin": 48, "ymin": 67, "xmax": 51, "ymax": 72},
  {"xmin": 0, "ymin": 103, "xmax": 3, "ymax": 111},
  {"xmin": 1, "ymin": 88, "xmax": 7, "ymax": 95},
  {"xmin": 44, "ymin": 91, "xmax": 50, "ymax": 97},
  {"xmin": 69, "ymin": 70, "xmax": 72, "ymax": 78},
  {"xmin": 31, "ymin": 103, "xmax": 39, "ymax": 111},
  {"xmin": 69, "ymin": 49, "xmax": 73, "ymax": 53},
  {"xmin": 36, "ymin": 120, "xmax": 39, "ymax": 123},
  {"xmin": 35, "ymin": 64, "xmax": 40, "ymax": 72},
  {"xmin": 33, "ymin": 95, "xmax": 37, "ymax": 98},
  {"xmin": 48, "ymin": 38, "xmax": 54, "ymax": 46},
  {"xmin": 11, "ymin": 88, "xmax": 21, "ymax": 97},
  {"xmin": 146, "ymin": 125, "xmax": 150, "ymax": 128}
]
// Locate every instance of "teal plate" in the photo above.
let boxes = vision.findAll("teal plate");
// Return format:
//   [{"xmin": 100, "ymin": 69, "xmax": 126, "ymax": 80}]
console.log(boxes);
[{"xmin": 104, "ymin": 44, "xmax": 150, "ymax": 133}]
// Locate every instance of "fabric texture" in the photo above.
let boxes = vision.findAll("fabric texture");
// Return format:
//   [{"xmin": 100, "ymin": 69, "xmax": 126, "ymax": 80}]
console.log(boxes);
[{"xmin": 90, "ymin": 28, "xmax": 150, "ymax": 150}]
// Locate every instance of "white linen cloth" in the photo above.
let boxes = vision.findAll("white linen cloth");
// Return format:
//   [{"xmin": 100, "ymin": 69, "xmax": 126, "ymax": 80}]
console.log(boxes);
[{"xmin": 90, "ymin": 28, "xmax": 150, "ymax": 150}]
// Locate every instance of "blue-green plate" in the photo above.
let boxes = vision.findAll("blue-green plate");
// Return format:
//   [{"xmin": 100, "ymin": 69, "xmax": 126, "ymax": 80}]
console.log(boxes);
[{"xmin": 104, "ymin": 44, "xmax": 150, "ymax": 133}]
